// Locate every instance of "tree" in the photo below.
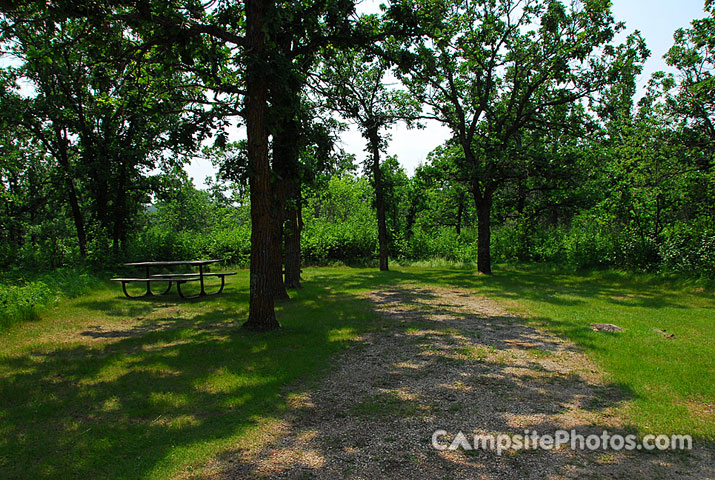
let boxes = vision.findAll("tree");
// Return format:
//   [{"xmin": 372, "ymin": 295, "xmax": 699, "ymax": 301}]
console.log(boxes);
[
  {"xmin": 0, "ymin": 9, "xmax": 209, "ymax": 260},
  {"xmin": 663, "ymin": 1, "xmax": 715, "ymax": 157},
  {"xmin": 241, "ymin": 0, "xmax": 280, "ymax": 330},
  {"xmin": 315, "ymin": 49, "xmax": 419, "ymax": 270},
  {"xmin": 393, "ymin": 0, "xmax": 647, "ymax": 273},
  {"xmin": 416, "ymin": 141, "xmax": 473, "ymax": 236}
]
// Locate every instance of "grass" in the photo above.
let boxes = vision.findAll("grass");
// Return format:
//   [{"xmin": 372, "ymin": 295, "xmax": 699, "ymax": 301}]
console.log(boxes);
[
  {"xmin": 351, "ymin": 391, "xmax": 418, "ymax": 417},
  {"xmin": 304, "ymin": 265, "xmax": 715, "ymax": 438},
  {"xmin": 0, "ymin": 268, "xmax": 101, "ymax": 331},
  {"xmin": 0, "ymin": 270, "xmax": 378, "ymax": 479},
  {"xmin": 0, "ymin": 264, "xmax": 713, "ymax": 479}
]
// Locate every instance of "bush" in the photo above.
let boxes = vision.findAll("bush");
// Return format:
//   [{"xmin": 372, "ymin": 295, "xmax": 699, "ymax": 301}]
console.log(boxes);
[
  {"xmin": 660, "ymin": 228, "xmax": 715, "ymax": 277},
  {"xmin": 0, "ymin": 281, "xmax": 51, "ymax": 330},
  {"xmin": 301, "ymin": 175, "xmax": 378, "ymax": 264},
  {"xmin": 207, "ymin": 226, "xmax": 251, "ymax": 266},
  {"xmin": 302, "ymin": 220, "xmax": 377, "ymax": 263},
  {"xmin": 0, "ymin": 268, "xmax": 98, "ymax": 331}
]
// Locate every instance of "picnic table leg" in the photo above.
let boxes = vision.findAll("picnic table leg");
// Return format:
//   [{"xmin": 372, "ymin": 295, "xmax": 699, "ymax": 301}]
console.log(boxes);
[
  {"xmin": 204, "ymin": 275, "xmax": 226, "ymax": 296},
  {"xmin": 121, "ymin": 281, "xmax": 153, "ymax": 299},
  {"xmin": 176, "ymin": 281, "xmax": 187, "ymax": 299},
  {"xmin": 176, "ymin": 281, "xmax": 200, "ymax": 300},
  {"xmin": 199, "ymin": 264, "xmax": 206, "ymax": 296},
  {"xmin": 157, "ymin": 281, "xmax": 173, "ymax": 295}
]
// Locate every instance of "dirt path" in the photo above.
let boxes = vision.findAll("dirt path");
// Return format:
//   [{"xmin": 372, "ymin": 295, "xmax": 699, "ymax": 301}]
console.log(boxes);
[{"xmin": 205, "ymin": 285, "xmax": 713, "ymax": 479}]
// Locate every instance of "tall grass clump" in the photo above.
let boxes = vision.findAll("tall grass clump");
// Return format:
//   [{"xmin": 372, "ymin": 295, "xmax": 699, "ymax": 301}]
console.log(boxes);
[{"xmin": 0, "ymin": 268, "xmax": 99, "ymax": 331}]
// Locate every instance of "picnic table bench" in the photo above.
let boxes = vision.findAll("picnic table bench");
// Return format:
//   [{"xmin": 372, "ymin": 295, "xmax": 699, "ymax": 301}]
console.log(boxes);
[{"xmin": 111, "ymin": 259, "xmax": 236, "ymax": 299}]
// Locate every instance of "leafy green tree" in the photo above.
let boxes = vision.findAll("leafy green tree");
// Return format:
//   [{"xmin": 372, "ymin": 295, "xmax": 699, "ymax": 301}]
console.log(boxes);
[
  {"xmin": 0, "ymin": 121, "xmax": 68, "ymax": 267},
  {"xmin": 0, "ymin": 11, "xmax": 209, "ymax": 260},
  {"xmin": 393, "ymin": 0, "xmax": 647, "ymax": 273},
  {"xmin": 415, "ymin": 141, "xmax": 473, "ymax": 236},
  {"xmin": 663, "ymin": 0, "xmax": 715, "ymax": 155},
  {"xmin": 315, "ymin": 49, "xmax": 419, "ymax": 270}
]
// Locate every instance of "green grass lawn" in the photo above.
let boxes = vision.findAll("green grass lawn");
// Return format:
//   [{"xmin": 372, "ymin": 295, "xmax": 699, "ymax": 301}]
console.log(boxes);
[
  {"xmin": 381, "ymin": 265, "xmax": 715, "ymax": 438},
  {"xmin": 0, "ymin": 265, "xmax": 713, "ymax": 479}
]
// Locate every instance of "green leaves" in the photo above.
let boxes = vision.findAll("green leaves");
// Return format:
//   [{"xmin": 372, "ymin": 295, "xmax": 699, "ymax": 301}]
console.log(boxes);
[{"xmin": 663, "ymin": 3, "xmax": 715, "ymax": 153}]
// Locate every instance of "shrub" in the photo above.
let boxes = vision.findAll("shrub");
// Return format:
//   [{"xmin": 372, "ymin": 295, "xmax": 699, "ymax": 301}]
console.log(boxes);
[
  {"xmin": 0, "ymin": 268, "xmax": 98, "ymax": 331},
  {"xmin": 0, "ymin": 281, "xmax": 51, "ymax": 330}
]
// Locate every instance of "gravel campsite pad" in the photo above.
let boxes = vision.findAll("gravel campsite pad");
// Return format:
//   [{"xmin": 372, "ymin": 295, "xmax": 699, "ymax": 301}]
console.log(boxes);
[{"xmin": 208, "ymin": 285, "xmax": 713, "ymax": 479}]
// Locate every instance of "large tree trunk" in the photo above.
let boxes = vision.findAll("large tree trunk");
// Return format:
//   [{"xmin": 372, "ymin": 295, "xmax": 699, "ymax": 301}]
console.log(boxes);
[
  {"xmin": 268, "ymin": 178, "xmax": 290, "ymax": 301},
  {"xmin": 284, "ymin": 176, "xmax": 303, "ymax": 289},
  {"xmin": 368, "ymin": 128, "xmax": 389, "ymax": 271},
  {"xmin": 243, "ymin": 0, "xmax": 279, "ymax": 331},
  {"xmin": 472, "ymin": 185, "xmax": 493, "ymax": 275}
]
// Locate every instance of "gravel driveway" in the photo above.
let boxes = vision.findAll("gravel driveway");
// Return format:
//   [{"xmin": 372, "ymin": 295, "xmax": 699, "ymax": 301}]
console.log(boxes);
[{"xmin": 205, "ymin": 285, "xmax": 713, "ymax": 479}]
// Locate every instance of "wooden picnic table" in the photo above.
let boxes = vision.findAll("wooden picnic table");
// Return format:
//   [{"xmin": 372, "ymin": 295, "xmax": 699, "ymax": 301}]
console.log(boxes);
[{"xmin": 111, "ymin": 259, "xmax": 236, "ymax": 299}]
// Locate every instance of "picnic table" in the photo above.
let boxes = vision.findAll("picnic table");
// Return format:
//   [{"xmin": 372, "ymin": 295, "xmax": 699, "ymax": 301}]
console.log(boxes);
[{"xmin": 110, "ymin": 259, "xmax": 236, "ymax": 299}]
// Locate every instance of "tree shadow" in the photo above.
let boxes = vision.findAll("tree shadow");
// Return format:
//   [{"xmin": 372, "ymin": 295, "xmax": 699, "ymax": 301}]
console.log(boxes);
[
  {"xmin": 0, "ymin": 281, "xmax": 379, "ymax": 479},
  {"xmin": 311, "ymin": 266, "xmax": 701, "ymax": 310},
  {"xmin": 210, "ymin": 283, "xmax": 713, "ymax": 479},
  {"xmin": 1, "ymin": 266, "xmax": 711, "ymax": 479}
]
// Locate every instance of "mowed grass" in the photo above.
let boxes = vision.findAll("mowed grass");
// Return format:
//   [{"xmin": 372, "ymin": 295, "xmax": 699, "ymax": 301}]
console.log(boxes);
[
  {"xmin": 307, "ymin": 265, "xmax": 715, "ymax": 438},
  {"xmin": 0, "ymin": 271, "xmax": 379, "ymax": 479},
  {"xmin": 0, "ymin": 265, "xmax": 713, "ymax": 479}
]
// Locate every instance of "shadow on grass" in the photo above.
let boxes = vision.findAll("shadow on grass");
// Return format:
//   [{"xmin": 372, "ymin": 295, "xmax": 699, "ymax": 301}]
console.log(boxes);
[
  {"xmin": 1, "ymin": 266, "xmax": 712, "ymax": 479},
  {"xmin": 213, "ymin": 280, "xmax": 712, "ymax": 479},
  {"xmin": 0, "ymin": 280, "xmax": 377, "ymax": 480}
]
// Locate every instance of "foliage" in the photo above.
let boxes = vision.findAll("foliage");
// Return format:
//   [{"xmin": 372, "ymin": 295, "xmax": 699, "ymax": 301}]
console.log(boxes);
[
  {"xmin": 1, "ymin": 0, "xmax": 715, "ymax": 282},
  {"xmin": 0, "ymin": 9, "xmax": 211, "ymax": 263},
  {"xmin": 301, "ymin": 174, "xmax": 378, "ymax": 262},
  {"xmin": 391, "ymin": 0, "xmax": 648, "ymax": 273},
  {"xmin": 0, "ymin": 268, "xmax": 98, "ymax": 331}
]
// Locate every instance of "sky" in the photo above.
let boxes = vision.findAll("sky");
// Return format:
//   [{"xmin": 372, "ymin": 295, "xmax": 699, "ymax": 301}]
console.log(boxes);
[{"xmin": 183, "ymin": 0, "xmax": 709, "ymax": 186}]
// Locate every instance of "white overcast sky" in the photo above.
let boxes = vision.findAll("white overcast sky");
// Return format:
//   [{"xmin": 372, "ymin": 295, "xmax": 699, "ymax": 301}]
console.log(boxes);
[{"xmin": 182, "ymin": 0, "xmax": 710, "ymax": 186}]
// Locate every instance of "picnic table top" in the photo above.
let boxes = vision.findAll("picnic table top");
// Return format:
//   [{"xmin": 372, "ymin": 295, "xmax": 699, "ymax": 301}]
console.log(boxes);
[{"xmin": 123, "ymin": 259, "xmax": 223, "ymax": 267}]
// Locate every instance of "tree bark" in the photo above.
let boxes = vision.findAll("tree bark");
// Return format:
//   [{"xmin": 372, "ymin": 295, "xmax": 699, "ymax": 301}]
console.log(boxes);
[
  {"xmin": 268, "ymin": 174, "xmax": 290, "ymax": 301},
  {"xmin": 368, "ymin": 127, "xmax": 389, "ymax": 271},
  {"xmin": 284, "ymin": 176, "xmax": 303, "ymax": 289},
  {"xmin": 472, "ymin": 184, "xmax": 493, "ymax": 275},
  {"xmin": 112, "ymin": 158, "xmax": 128, "ymax": 258},
  {"xmin": 269, "ymin": 104, "xmax": 301, "ymax": 299},
  {"xmin": 243, "ymin": 0, "xmax": 279, "ymax": 331}
]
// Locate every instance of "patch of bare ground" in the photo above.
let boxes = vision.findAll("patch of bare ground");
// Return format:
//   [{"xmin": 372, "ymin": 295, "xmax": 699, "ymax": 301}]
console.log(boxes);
[{"xmin": 202, "ymin": 285, "xmax": 714, "ymax": 480}]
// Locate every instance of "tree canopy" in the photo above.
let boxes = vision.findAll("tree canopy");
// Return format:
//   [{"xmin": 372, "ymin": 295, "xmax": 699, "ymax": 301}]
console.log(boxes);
[{"xmin": 1, "ymin": 0, "xmax": 714, "ymax": 330}]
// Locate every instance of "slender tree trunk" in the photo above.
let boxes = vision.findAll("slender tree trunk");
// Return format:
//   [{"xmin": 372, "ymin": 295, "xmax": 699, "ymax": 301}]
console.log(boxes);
[
  {"xmin": 90, "ymin": 150, "xmax": 110, "ymax": 243},
  {"xmin": 472, "ymin": 184, "xmax": 493, "ymax": 275},
  {"xmin": 243, "ymin": 0, "xmax": 279, "ymax": 331},
  {"xmin": 112, "ymin": 159, "xmax": 128, "ymax": 258},
  {"xmin": 368, "ymin": 128, "xmax": 388, "ymax": 271},
  {"xmin": 269, "ymin": 111, "xmax": 301, "ymax": 300},
  {"xmin": 269, "ymin": 177, "xmax": 290, "ymax": 301},
  {"xmin": 55, "ymin": 128, "xmax": 87, "ymax": 258},
  {"xmin": 65, "ymin": 173, "xmax": 87, "ymax": 258},
  {"xmin": 284, "ymin": 176, "xmax": 303, "ymax": 289},
  {"xmin": 4, "ymin": 194, "xmax": 22, "ymax": 250},
  {"xmin": 456, "ymin": 193, "xmax": 464, "ymax": 235},
  {"xmin": 516, "ymin": 178, "xmax": 526, "ymax": 214},
  {"xmin": 516, "ymin": 178, "xmax": 528, "ymax": 262},
  {"xmin": 405, "ymin": 193, "xmax": 417, "ymax": 239}
]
